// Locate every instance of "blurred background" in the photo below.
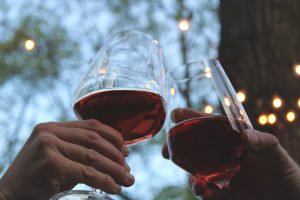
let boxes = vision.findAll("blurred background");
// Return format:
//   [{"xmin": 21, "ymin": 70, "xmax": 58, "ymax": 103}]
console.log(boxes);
[{"xmin": 0, "ymin": 0, "xmax": 300, "ymax": 199}]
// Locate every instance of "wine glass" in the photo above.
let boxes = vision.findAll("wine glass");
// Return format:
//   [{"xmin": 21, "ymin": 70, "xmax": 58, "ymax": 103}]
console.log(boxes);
[
  {"xmin": 50, "ymin": 30, "xmax": 166, "ymax": 200},
  {"xmin": 166, "ymin": 59, "xmax": 252, "ymax": 198}
]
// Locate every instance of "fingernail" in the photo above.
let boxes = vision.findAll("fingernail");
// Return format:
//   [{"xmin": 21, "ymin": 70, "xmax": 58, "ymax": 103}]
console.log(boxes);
[
  {"xmin": 122, "ymin": 145, "xmax": 129, "ymax": 156},
  {"xmin": 124, "ymin": 162, "xmax": 131, "ymax": 171},
  {"xmin": 126, "ymin": 172, "xmax": 135, "ymax": 184}
]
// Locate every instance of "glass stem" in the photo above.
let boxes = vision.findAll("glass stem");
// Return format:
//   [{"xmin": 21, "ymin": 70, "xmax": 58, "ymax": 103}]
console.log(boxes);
[
  {"xmin": 222, "ymin": 185, "xmax": 233, "ymax": 200},
  {"xmin": 217, "ymin": 181, "xmax": 232, "ymax": 200}
]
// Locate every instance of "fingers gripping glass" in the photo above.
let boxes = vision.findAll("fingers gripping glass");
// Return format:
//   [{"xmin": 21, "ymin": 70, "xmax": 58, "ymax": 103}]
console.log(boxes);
[
  {"xmin": 166, "ymin": 60, "xmax": 252, "ymax": 199},
  {"xmin": 50, "ymin": 30, "xmax": 166, "ymax": 200}
]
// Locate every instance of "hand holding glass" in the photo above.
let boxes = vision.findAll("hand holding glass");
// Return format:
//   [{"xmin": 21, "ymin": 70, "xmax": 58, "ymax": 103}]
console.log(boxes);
[
  {"xmin": 51, "ymin": 30, "xmax": 166, "ymax": 200},
  {"xmin": 166, "ymin": 60, "xmax": 252, "ymax": 197}
]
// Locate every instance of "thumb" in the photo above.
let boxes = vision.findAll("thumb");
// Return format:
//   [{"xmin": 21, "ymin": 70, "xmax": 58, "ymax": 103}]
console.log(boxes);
[
  {"xmin": 242, "ymin": 129, "xmax": 280, "ymax": 155},
  {"xmin": 242, "ymin": 129, "xmax": 293, "ymax": 171}
]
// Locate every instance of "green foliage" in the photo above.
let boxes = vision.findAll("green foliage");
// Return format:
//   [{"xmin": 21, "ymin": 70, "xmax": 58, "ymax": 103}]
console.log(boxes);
[
  {"xmin": 0, "ymin": 13, "xmax": 78, "ymax": 88},
  {"xmin": 0, "ymin": 1, "xmax": 79, "ymax": 171},
  {"xmin": 153, "ymin": 185, "xmax": 196, "ymax": 200}
]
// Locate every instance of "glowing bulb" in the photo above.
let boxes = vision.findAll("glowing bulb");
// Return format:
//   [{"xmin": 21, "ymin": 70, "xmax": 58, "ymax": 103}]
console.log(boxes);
[
  {"xmin": 204, "ymin": 105, "xmax": 213, "ymax": 114},
  {"xmin": 258, "ymin": 114, "xmax": 268, "ymax": 125},
  {"xmin": 268, "ymin": 113, "xmax": 277, "ymax": 124},
  {"xmin": 298, "ymin": 98, "xmax": 300, "ymax": 108},
  {"xmin": 286, "ymin": 111, "xmax": 296, "ymax": 122},
  {"xmin": 293, "ymin": 63, "xmax": 300, "ymax": 76},
  {"xmin": 204, "ymin": 67, "xmax": 212, "ymax": 78},
  {"xmin": 224, "ymin": 97, "xmax": 231, "ymax": 106},
  {"xmin": 178, "ymin": 18, "xmax": 190, "ymax": 32},
  {"xmin": 237, "ymin": 91, "xmax": 246, "ymax": 103},
  {"xmin": 98, "ymin": 67, "xmax": 107, "ymax": 76},
  {"xmin": 24, "ymin": 39, "xmax": 36, "ymax": 51},
  {"xmin": 272, "ymin": 96, "xmax": 283, "ymax": 109},
  {"xmin": 170, "ymin": 87, "xmax": 176, "ymax": 96}
]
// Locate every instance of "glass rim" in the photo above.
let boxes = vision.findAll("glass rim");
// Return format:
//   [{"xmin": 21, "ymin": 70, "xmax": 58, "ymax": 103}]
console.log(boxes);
[
  {"xmin": 106, "ymin": 29, "xmax": 159, "ymax": 45},
  {"xmin": 169, "ymin": 59, "xmax": 221, "ymax": 82}
]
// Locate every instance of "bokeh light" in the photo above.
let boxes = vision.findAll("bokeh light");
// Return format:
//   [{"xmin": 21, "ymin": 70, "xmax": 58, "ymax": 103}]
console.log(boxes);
[
  {"xmin": 268, "ymin": 113, "xmax": 277, "ymax": 124},
  {"xmin": 204, "ymin": 105, "xmax": 213, "ymax": 114},
  {"xmin": 286, "ymin": 111, "xmax": 296, "ymax": 122},
  {"xmin": 224, "ymin": 97, "xmax": 231, "ymax": 106},
  {"xmin": 170, "ymin": 87, "xmax": 176, "ymax": 96},
  {"xmin": 24, "ymin": 39, "xmax": 36, "ymax": 51},
  {"xmin": 178, "ymin": 18, "xmax": 190, "ymax": 32},
  {"xmin": 98, "ymin": 67, "xmax": 107, "ymax": 76},
  {"xmin": 272, "ymin": 96, "xmax": 283, "ymax": 109},
  {"xmin": 204, "ymin": 67, "xmax": 212, "ymax": 78},
  {"xmin": 258, "ymin": 114, "xmax": 268, "ymax": 125},
  {"xmin": 293, "ymin": 63, "xmax": 300, "ymax": 76},
  {"xmin": 237, "ymin": 90, "xmax": 246, "ymax": 103}
]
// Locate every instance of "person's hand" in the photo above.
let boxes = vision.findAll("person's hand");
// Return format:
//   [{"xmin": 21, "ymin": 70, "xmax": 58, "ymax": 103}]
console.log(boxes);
[
  {"xmin": 162, "ymin": 108, "xmax": 300, "ymax": 200},
  {"xmin": 0, "ymin": 119, "xmax": 135, "ymax": 200}
]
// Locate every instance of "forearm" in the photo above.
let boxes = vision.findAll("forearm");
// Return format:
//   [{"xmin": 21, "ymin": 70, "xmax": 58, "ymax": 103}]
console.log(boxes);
[{"xmin": 0, "ymin": 180, "xmax": 8, "ymax": 200}]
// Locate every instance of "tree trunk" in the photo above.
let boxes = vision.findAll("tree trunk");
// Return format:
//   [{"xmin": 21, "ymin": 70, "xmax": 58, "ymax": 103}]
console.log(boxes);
[{"xmin": 219, "ymin": 0, "xmax": 300, "ymax": 163}]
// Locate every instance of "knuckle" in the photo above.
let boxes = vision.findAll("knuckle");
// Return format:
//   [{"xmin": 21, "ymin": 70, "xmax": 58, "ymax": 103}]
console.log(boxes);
[
  {"xmin": 101, "ymin": 174, "xmax": 114, "ymax": 187},
  {"xmin": 32, "ymin": 123, "xmax": 53, "ymax": 137},
  {"xmin": 114, "ymin": 152, "xmax": 125, "ymax": 165},
  {"xmin": 35, "ymin": 134, "xmax": 57, "ymax": 150},
  {"xmin": 86, "ymin": 131, "xmax": 102, "ymax": 145},
  {"xmin": 113, "ymin": 163, "xmax": 126, "ymax": 177},
  {"xmin": 82, "ymin": 166, "xmax": 96, "ymax": 180},
  {"xmin": 86, "ymin": 119, "xmax": 101, "ymax": 127},
  {"xmin": 108, "ymin": 132, "xmax": 124, "ymax": 149},
  {"xmin": 35, "ymin": 135, "xmax": 59, "ymax": 158},
  {"xmin": 86, "ymin": 149, "xmax": 99, "ymax": 165},
  {"xmin": 114, "ymin": 134, "xmax": 124, "ymax": 147}
]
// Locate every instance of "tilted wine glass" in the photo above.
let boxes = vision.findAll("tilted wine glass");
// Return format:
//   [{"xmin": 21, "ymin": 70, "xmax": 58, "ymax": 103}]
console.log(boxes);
[
  {"xmin": 50, "ymin": 30, "xmax": 166, "ymax": 200},
  {"xmin": 166, "ymin": 59, "xmax": 252, "ymax": 198}
]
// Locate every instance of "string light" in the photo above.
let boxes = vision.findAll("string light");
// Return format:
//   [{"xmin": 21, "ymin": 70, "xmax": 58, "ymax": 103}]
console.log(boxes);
[
  {"xmin": 178, "ymin": 18, "xmax": 190, "ymax": 32},
  {"xmin": 272, "ymin": 96, "xmax": 283, "ymax": 109},
  {"xmin": 24, "ymin": 39, "xmax": 36, "ymax": 51},
  {"xmin": 237, "ymin": 90, "xmax": 246, "ymax": 103},
  {"xmin": 98, "ymin": 67, "xmax": 107, "ymax": 76},
  {"xmin": 170, "ymin": 87, "xmax": 176, "ymax": 96},
  {"xmin": 224, "ymin": 97, "xmax": 231, "ymax": 106},
  {"xmin": 258, "ymin": 114, "xmax": 268, "ymax": 125},
  {"xmin": 293, "ymin": 63, "xmax": 300, "ymax": 76},
  {"xmin": 286, "ymin": 111, "xmax": 296, "ymax": 122},
  {"xmin": 204, "ymin": 105, "xmax": 213, "ymax": 114},
  {"xmin": 298, "ymin": 98, "xmax": 300, "ymax": 108},
  {"xmin": 267, "ymin": 113, "xmax": 277, "ymax": 125},
  {"xmin": 204, "ymin": 67, "xmax": 212, "ymax": 78}
]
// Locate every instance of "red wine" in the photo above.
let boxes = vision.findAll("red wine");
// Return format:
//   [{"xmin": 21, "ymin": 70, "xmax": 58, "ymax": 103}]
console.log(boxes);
[
  {"xmin": 168, "ymin": 116, "xmax": 246, "ymax": 187},
  {"xmin": 74, "ymin": 89, "xmax": 166, "ymax": 145}
]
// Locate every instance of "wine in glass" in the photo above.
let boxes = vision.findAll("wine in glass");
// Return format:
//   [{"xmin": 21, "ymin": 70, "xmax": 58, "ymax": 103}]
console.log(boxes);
[
  {"xmin": 166, "ymin": 59, "xmax": 252, "ymax": 197},
  {"xmin": 50, "ymin": 30, "xmax": 166, "ymax": 200}
]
